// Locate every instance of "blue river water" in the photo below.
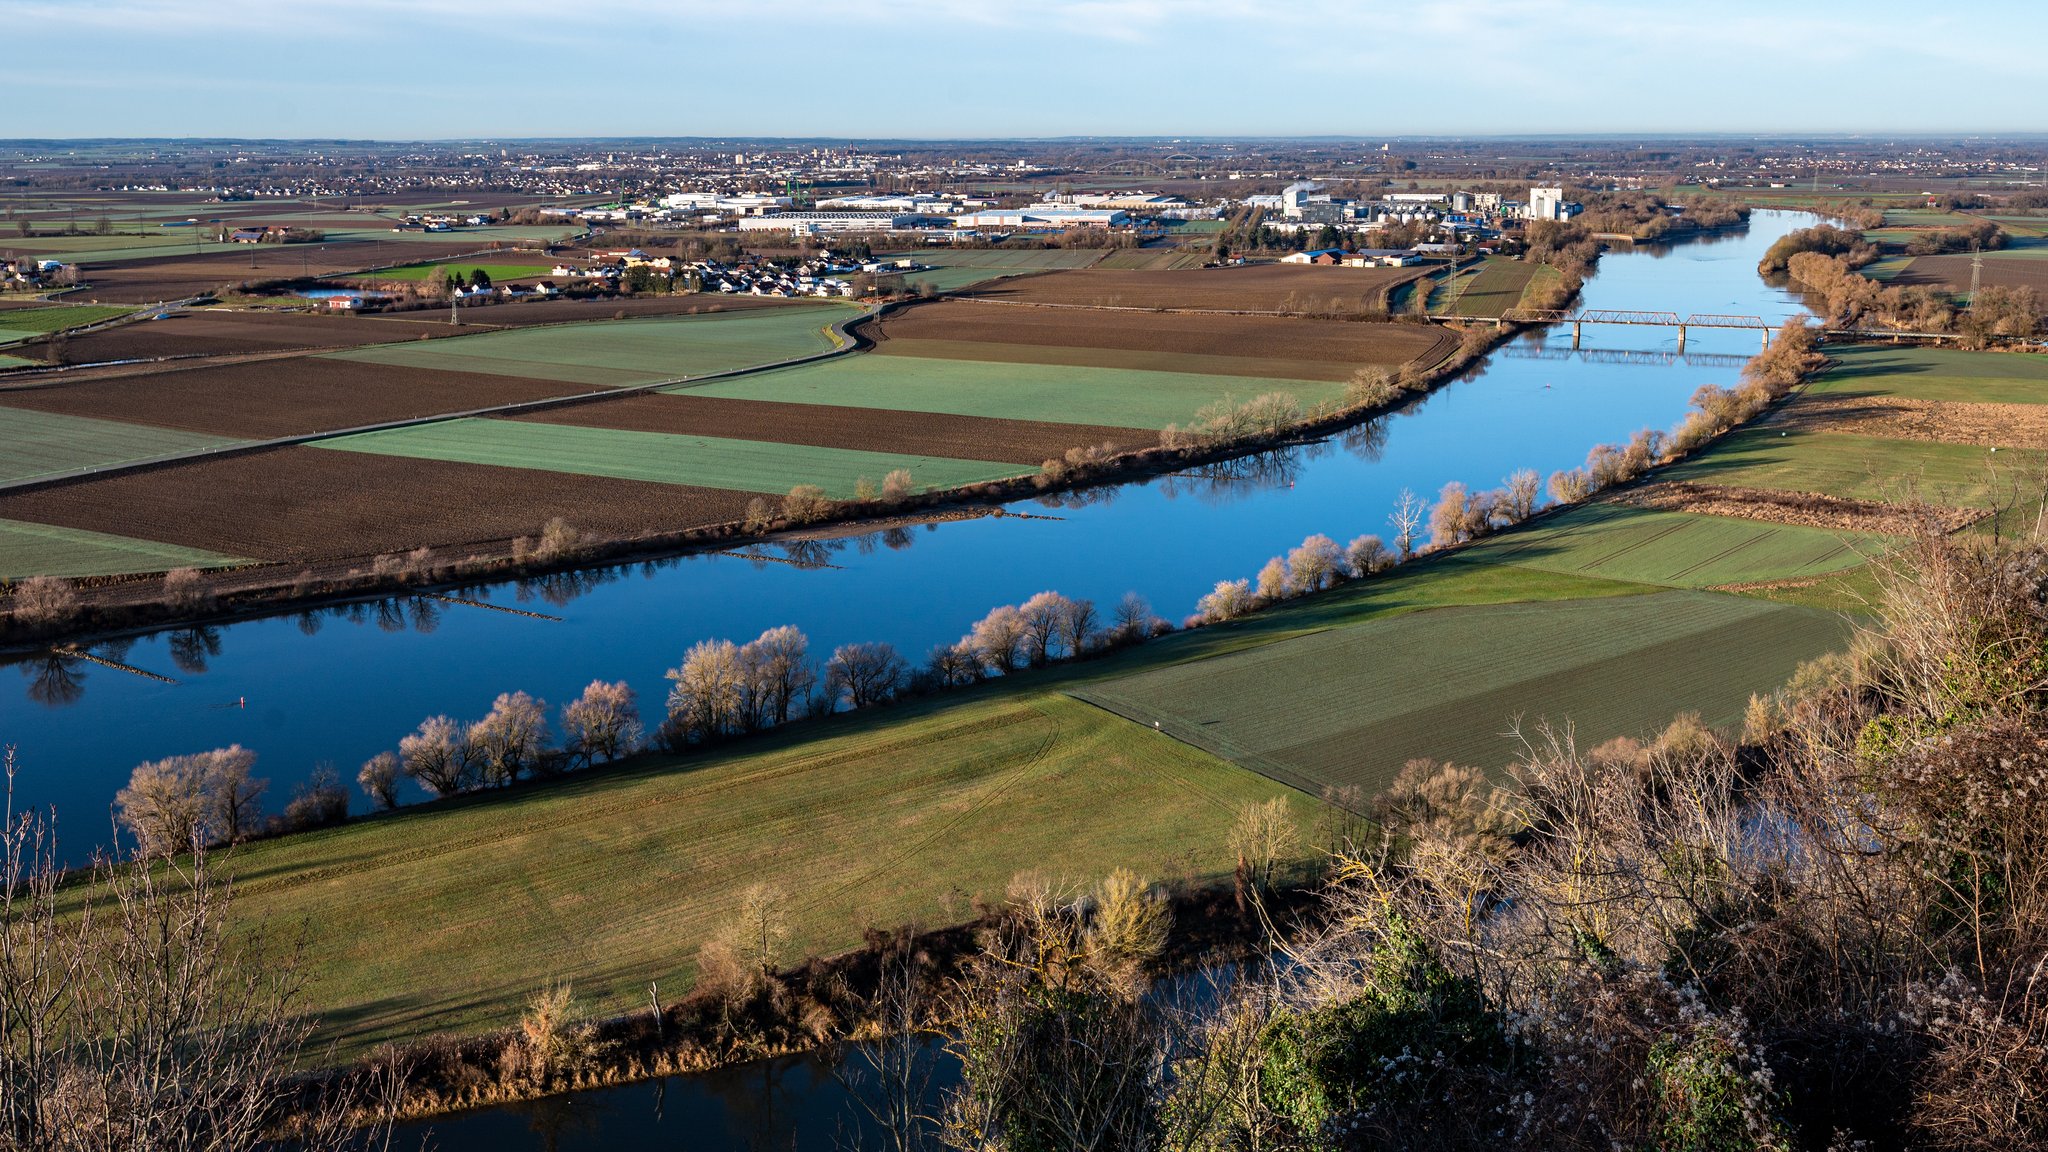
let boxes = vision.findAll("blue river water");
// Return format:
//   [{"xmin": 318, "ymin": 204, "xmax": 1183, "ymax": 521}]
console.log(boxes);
[{"xmin": 0, "ymin": 213, "xmax": 1814, "ymax": 862}]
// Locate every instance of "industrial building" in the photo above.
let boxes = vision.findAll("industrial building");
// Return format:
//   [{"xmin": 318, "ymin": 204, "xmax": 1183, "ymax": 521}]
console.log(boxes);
[
  {"xmin": 952, "ymin": 207, "xmax": 1129, "ymax": 230},
  {"xmin": 735, "ymin": 212, "xmax": 921, "ymax": 234}
]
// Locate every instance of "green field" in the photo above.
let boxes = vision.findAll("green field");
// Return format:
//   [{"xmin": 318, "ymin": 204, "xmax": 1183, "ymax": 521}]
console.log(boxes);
[
  {"xmin": 1448, "ymin": 257, "xmax": 1539, "ymax": 317},
  {"xmin": 877, "ymin": 248, "xmax": 1104, "ymax": 292},
  {"xmin": 20, "ymin": 233, "xmax": 240, "ymax": 263},
  {"xmin": 681, "ymin": 353, "xmax": 1346, "ymax": 429},
  {"xmin": 0, "ymin": 518, "xmax": 243, "ymax": 578},
  {"xmin": 350, "ymin": 262, "xmax": 554, "ymax": 283},
  {"xmin": 315, "ymin": 417, "xmax": 1025, "ymax": 498},
  {"xmin": 321, "ymin": 304, "xmax": 850, "ymax": 386},
  {"xmin": 1456, "ymin": 503, "xmax": 1882, "ymax": 588},
  {"xmin": 218, "ymin": 692, "xmax": 1312, "ymax": 1051},
  {"xmin": 1077, "ymin": 591, "xmax": 1849, "ymax": 795},
  {"xmin": 1858, "ymin": 255, "xmax": 1916, "ymax": 282},
  {"xmin": 1662, "ymin": 427, "xmax": 2036, "ymax": 508},
  {"xmin": 0, "ymin": 408, "xmax": 240, "ymax": 484},
  {"xmin": 1805, "ymin": 345, "xmax": 2048, "ymax": 403},
  {"xmin": 0, "ymin": 304, "xmax": 138, "ymax": 344}
]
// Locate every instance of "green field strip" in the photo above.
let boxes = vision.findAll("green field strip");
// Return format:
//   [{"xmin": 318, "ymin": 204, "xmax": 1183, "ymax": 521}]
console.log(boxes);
[
  {"xmin": 313, "ymin": 417, "xmax": 1025, "ymax": 498},
  {"xmin": 321, "ymin": 305, "xmax": 849, "ymax": 386},
  {"xmin": 1661, "ymin": 426, "xmax": 2041, "ymax": 508},
  {"xmin": 1450, "ymin": 258, "xmax": 1538, "ymax": 317},
  {"xmin": 678, "ymin": 353, "xmax": 1347, "ymax": 429},
  {"xmin": 0, "ymin": 305, "xmax": 135, "ymax": 337},
  {"xmin": 1076, "ymin": 591, "xmax": 1850, "ymax": 795},
  {"xmin": 0, "ymin": 517, "xmax": 245, "ymax": 578},
  {"xmin": 1459, "ymin": 503, "xmax": 1884, "ymax": 588},
  {"xmin": 1859, "ymin": 255, "xmax": 1916, "ymax": 282},
  {"xmin": 1808, "ymin": 345, "xmax": 2048, "ymax": 402},
  {"xmin": 0, "ymin": 408, "xmax": 242, "ymax": 483}
]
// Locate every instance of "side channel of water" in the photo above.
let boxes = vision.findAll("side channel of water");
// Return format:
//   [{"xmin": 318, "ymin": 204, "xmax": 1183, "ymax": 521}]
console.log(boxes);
[{"xmin": 1, "ymin": 212, "xmax": 1816, "ymax": 856}]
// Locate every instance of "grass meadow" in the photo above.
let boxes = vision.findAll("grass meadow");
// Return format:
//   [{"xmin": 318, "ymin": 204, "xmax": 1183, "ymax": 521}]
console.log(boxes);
[
  {"xmin": 0, "ymin": 517, "xmax": 242, "ymax": 578},
  {"xmin": 315, "ymin": 418, "xmax": 1027, "ymax": 498},
  {"xmin": 0, "ymin": 408, "xmax": 238, "ymax": 484}
]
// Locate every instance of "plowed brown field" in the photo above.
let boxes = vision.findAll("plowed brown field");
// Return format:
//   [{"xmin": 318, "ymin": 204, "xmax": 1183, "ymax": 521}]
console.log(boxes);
[
  {"xmin": 71, "ymin": 244, "xmax": 483, "ymax": 303},
  {"xmin": 870, "ymin": 299, "xmax": 1452, "ymax": 380},
  {"xmin": 0, "ymin": 357, "xmax": 571, "ymax": 439},
  {"xmin": 966, "ymin": 263, "xmax": 1425, "ymax": 313},
  {"xmin": 1895, "ymin": 253, "xmax": 2048, "ymax": 295},
  {"xmin": 38, "ymin": 310, "xmax": 460, "ymax": 361},
  {"xmin": 0, "ymin": 449, "xmax": 755, "ymax": 562},
  {"xmin": 517, "ymin": 393, "xmax": 1157, "ymax": 464}
]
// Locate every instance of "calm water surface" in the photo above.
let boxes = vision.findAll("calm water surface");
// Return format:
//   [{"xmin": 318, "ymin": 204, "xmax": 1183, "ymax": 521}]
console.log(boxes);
[{"xmin": 0, "ymin": 213, "xmax": 1815, "ymax": 857}]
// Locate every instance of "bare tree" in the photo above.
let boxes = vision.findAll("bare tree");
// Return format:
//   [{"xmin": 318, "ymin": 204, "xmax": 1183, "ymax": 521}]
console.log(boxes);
[
  {"xmin": 357, "ymin": 751, "xmax": 402, "ymax": 811},
  {"xmin": 1502, "ymin": 468, "xmax": 1543, "ymax": 521},
  {"xmin": 881, "ymin": 468, "xmax": 915, "ymax": 501},
  {"xmin": 744, "ymin": 625, "xmax": 812, "ymax": 726},
  {"xmin": 1228, "ymin": 797, "xmax": 1297, "ymax": 893},
  {"xmin": 466, "ymin": 691, "xmax": 549, "ymax": 786},
  {"xmin": 1017, "ymin": 591, "xmax": 1073, "ymax": 667},
  {"xmin": 1286, "ymin": 534, "xmax": 1343, "ymax": 593},
  {"xmin": 560, "ymin": 680, "xmax": 640, "ymax": 767},
  {"xmin": 827, "ymin": 642, "xmax": 905, "ymax": 710},
  {"xmin": 399, "ymin": 714, "xmax": 469, "ymax": 797},
  {"xmin": 1345, "ymin": 534, "xmax": 1389, "ymax": 577},
  {"xmin": 1195, "ymin": 579, "xmax": 1256, "ymax": 623},
  {"xmin": 967, "ymin": 604, "xmax": 1027, "ymax": 674},
  {"xmin": 202, "ymin": 746, "xmax": 265, "ymax": 843},
  {"xmin": 1113, "ymin": 592, "xmax": 1153, "ymax": 641},
  {"xmin": 1389, "ymin": 487, "xmax": 1426, "ymax": 559},
  {"xmin": 115, "ymin": 756, "xmax": 212, "ymax": 857},
  {"xmin": 7, "ymin": 575, "xmax": 77, "ymax": 631},
  {"xmin": 1057, "ymin": 596, "xmax": 1099, "ymax": 658},
  {"xmin": 666, "ymin": 638, "xmax": 744, "ymax": 743}
]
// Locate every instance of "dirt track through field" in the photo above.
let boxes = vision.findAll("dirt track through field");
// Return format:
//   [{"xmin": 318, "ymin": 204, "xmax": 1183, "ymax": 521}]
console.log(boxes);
[
  {"xmin": 1770, "ymin": 393, "xmax": 2048, "ymax": 448},
  {"xmin": 0, "ymin": 356, "xmax": 572, "ymax": 438},
  {"xmin": 514, "ymin": 393, "xmax": 1157, "ymax": 465},
  {"xmin": 0, "ymin": 448, "xmax": 756, "ymax": 562},
  {"xmin": 1612, "ymin": 481, "xmax": 1979, "ymax": 536}
]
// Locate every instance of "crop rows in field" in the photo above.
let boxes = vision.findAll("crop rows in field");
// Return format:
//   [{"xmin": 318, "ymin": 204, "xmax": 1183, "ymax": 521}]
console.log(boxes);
[
  {"xmin": 0, "ymin": 304, "xmax": 137, "ymax": 344},
  {"xmin": 0, "ymin": 517, "xmax": 243, "ymax": 579},
  {"xmin": 321, "ymin": 304, "xmax": 849, "ymax": 386},
  {"xmin": 870, "ymin": 298, "xmax": 1452, "ymax": 381},
  {"xmin": 0, "ymin": 408, "xmax": 239, "ymax": 483},
  {"xmin": 1461, "ymin": 503, "xmax": 1881, "ymax": 588},
  {"xmin": 969, "ymin": 263, "xmax": 1423, "ymax": 314},
  {"xmin": 683, "ymin": 352, "xmax": 1348, "ymax": 429},
  {"xmin": 1077, "ymin": 590, "xmax": 1849, "ymax": 795},
  {"xmin": 1663, "ymin": 426, "xmax": 2041, "ymax": 509},
  {"xmin": 1449, "ymin": 258, "xmax": 1540, "ymax": 316},
  {"xmin": 316, "ymin": 417, "xmax": 1028, "ymax": 499}
]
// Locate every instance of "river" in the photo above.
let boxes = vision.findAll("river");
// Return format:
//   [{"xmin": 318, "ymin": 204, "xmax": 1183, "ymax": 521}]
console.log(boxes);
[{"xmin": 1, "ymin": 212, "xmax": 1813, "ymax": 862}]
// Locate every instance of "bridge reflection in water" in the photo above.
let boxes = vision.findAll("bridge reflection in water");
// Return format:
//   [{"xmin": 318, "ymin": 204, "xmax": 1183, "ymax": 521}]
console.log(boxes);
[{"xmin": 1496, "ymin": 345, "xmax": 1752, "ymax": 370}]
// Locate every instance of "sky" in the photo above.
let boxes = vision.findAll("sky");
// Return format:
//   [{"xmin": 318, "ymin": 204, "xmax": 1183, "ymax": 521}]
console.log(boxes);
[{"xmin": 4, "ymin": 0, "xmax": 2042, "ymax": 140}]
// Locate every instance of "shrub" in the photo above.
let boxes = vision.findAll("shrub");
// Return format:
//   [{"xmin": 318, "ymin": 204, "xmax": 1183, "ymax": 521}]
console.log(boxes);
[
  {"xmin": 8, "ymin": 575, "xmax": 77, "ymax": 631},
  {"xmin": 783, "ymin": 484, "xmax": 833, "ymax": 525}
]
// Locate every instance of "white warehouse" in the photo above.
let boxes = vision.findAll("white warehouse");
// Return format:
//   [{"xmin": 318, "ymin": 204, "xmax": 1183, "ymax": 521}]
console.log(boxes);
[{"xmin": 736, "ymin": 212, "xmax": 922, "ymax": 234}]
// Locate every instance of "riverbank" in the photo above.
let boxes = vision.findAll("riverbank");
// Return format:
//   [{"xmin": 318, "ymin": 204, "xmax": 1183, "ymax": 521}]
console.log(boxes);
[{"xmin": 0, "ymin": 311, "xmax": 1509, "ymax": 653}]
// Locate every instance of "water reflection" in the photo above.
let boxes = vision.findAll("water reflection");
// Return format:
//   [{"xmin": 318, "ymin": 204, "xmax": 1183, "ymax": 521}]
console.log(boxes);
[
  {"xmin": 22, "ymin": 652, "xmax": 86, "ymax": 708},
  {"xmin": 167, "ymin": 628, "xmax": 222, "ymax": 675}
]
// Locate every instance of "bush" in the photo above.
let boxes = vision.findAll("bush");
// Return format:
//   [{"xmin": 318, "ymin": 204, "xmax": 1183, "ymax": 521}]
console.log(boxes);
[
  {"xmin": 8, "ymin": 575, "xmax": 77, "ymax": 631},
  {"xmin": 783, "ymin": 484, "xmax": 833, "ymax": 525}
]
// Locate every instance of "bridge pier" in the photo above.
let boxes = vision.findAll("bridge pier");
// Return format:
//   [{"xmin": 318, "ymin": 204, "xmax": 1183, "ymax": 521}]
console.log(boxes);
[
  {"xmin": 1571, "ymin": 320, "xmax": 1582, "ymax": 349},
  {"xmin": 1676, "ymin": 324, "xmax": 1687, "ymax": 353},
  {"xmin": 1761, "ymin": 328, "xmax": 1771, "ymax": 350}
]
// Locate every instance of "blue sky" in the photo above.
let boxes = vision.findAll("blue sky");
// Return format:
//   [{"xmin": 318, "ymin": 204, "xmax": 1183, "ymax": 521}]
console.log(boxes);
[{"xmin": 4, "ymin": 0, "xmax": 2041, "ymax": 139}]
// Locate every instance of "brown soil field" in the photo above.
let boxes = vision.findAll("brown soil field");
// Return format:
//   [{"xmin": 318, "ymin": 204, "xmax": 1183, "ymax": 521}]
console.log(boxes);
[
  {"xmin": 367, "ymin": 293, "xmax": 795, "ymax": 328},
  {"xmin": 0, "ymin": 448, "xmax": 755, "ymax": 563},
  {"xmin": 966, "ymin": 264, "xmax": 1427, "ymax": 314},
  {"xmin": 1770, "ymin": 393, "xmax": 2048, "ymax": 448},
  {"xmin": 0, "ymin": 356, "xmax": 571, "ymax": 439},
  {"xmin": 28, "ymin": 310, "xmax": 462, "ymax": 362},
  {"xmin": 869, "ymin": 299, "xmax": 1452, "ymax": 380},
  {"xmin": 1613, "ymin": 481, "xmax": 1978, "ymax": 535},
  {"xmin": 518, "ymin": 393, "xmax": 1157, "ymax": 464},
  {"xmin": 69, "ymin": 242, "xmax": 488, "ymax": 303},
  {"xmin": 1894, "ymin": 254, "xmax": 2048, "ymax": 295}
]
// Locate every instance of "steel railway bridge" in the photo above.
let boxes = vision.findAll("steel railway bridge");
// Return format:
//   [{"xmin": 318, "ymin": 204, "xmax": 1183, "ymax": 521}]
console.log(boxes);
[{"xmin": 1443, "ymin": 309, "xmax": 1775, "ymax": 351}]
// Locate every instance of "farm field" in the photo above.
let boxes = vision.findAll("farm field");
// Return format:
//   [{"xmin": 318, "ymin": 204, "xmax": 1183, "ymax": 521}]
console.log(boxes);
[
  {"xmin": 683, "ymin": 352, "xmax": 1348, "ymax": 429},
  {"xmin": 0, "ymin": 448, "xmax": 758, "ymax": 562},
  {"xmin": 323, "ymin": 303, "xmax": 850, "ymax": 386},
  {"xmin": 1894, "ymin": 251, "xmax": 2048, "ymax": 295},
  {"xmin": 0, "ymin": 518, "xmax": 242, "ymax": 579},
  {"xmin": 0, "ymin": 408, "xmax": 240, "ymax": 484},
  {"xmin": 349, "ymin": 261, "xmax": 554, "ymax": 283},
  {"xmin": 968, "ymin": 263, "xmax": 1424, "ymax": 314},
  {"xmin": 1454, "ymin": 503, "xmax": 1884, "ymax": 588},
  {"xmin": 317, "ymin": 418, "xmax": 1029, "ymax": 499},
  {"xmin": 62, "ymin": 242, "xmax": 487, "ymax": 302},
  {"xmin": 1076, "ymin": 591, "xmax": 1848, "ymax": 796},
  {"xmin": 1448, "ymin": 258, "xmax": 1541, "ymax": 317},
  {"xmin": 0, "ymin": 304, "xmax": 139, "ymax": 344},
  {"xmin": 216, "ymin": 691, "xmax": 1311, "ymax": 1051},
  {"xmin": 1662, "ymin": 425, "xmax": 2040, "ymax": 508},
  {"xmin": 870, "ymin": 298, "xmax": 1454, "ymax": 380},
  {"xmin": 0, "ymin": 357, "xmax": 575, "ymax": 439},
  {"xmin": 520, "ymin": 393, "xmax": 1155, "ymax": 465},
  {"xmin": 25, "ymin": 309, "xmax": 461, "ymax": 362},
  {"xmin": 1804, "ymin": 344, "xmax": 2048, "ymax": 403},
  {"xmin": 874, "ymin": 249, "xmax": 1105, "ymax": 293}
]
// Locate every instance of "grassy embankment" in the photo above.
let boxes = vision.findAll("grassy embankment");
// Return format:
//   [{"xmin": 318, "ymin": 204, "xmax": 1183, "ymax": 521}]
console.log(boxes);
[{"xmin": 211, "ymin": 343, "xmax": 2048, "ymax": 1059}]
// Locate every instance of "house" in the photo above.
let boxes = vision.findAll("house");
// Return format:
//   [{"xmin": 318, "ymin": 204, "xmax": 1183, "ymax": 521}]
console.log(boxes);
[
  {"xmin": 325, "ymin": 295, "xmax": 360, "ymax": 311},
  {"xmin": 534, "ymin": 281, "xmax": 558, "ymax": 296},
  {"xmin": 228, "ymin": 228, "xmax": 266, "ymax": 244},
  {"xmin": 1343, "ymin": 248, "xmax": 1421, "ymax": 268},
  {"xmin": 1282, "ymin": 248, "xmax": 1346, "ymax": 265}
]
